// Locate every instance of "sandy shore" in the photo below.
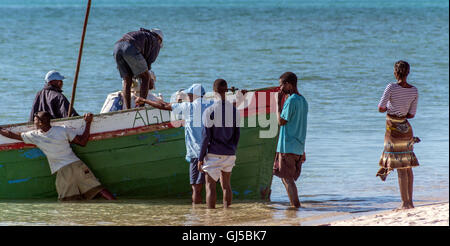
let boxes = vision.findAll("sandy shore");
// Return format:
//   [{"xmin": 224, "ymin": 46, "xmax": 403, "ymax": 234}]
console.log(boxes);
[{"xmin": 326, "ymin": 202, "xmax": 449, "ymax": 226}]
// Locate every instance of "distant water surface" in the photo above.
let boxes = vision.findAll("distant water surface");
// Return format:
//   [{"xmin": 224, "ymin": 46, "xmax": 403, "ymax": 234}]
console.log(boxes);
[{"xmin": 0, "ymin": 0, "xmax": 448, "ymax": 225}]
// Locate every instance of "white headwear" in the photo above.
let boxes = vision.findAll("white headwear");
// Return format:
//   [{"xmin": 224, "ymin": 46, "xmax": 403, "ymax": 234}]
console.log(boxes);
[
  {"xmin": 151, "ymin": 28, "xmax": 164, "ymax": 48},
  {"xmin": 151, "ymin": 28, "xmax": 163, "ymax": 41},
  {"xmin": 45, "ymin": 70, "xmax": 65, "ymax": 83}
]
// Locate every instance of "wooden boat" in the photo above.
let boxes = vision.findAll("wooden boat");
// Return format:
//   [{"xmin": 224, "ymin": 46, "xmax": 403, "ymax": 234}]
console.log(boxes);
[{"xmin": 0, "ymin": 87, "xmax": 279, "ymax": 200}]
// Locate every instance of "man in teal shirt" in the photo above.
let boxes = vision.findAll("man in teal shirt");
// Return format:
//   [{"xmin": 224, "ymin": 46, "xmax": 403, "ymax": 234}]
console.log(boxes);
[{"xmin": 274, "ymin": 72, "xmax": 308, "ymax": 208}]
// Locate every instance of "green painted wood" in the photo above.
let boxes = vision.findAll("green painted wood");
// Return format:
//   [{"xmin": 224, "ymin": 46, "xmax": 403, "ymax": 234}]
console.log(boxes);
[{"xmin": 0, "ymin": 114, "xmax": 277, "ymax": 199}]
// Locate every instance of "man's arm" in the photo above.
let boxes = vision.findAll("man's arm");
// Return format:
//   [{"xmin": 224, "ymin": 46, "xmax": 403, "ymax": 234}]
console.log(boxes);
[
  {"xmin": 135, "ymin": 97, "xmax": 172, "ymax": 111},
  {"xmin": 233, "ymin": 122, "xmax": 240, "ymax": 148},
  {"xmin": 71, "ymin": 113, "xmax": 93, "ymax": 147},
  {"xmin": 233, "ymin": 108, "xmax": 241, "ymax": 146},
  {"xmin": 276, "ymin": 92, "xmax": 288, "ymax": 126},
  {"xmin": 0, "ymin": 127, "xmax": 23, "ymax": 141},
  {"xmin": 197, "ymin": 124, "xmax": 213, "ymax": 172},
  {"xmin": 233, "ymin": 90, "xmax": 248, "ymax": 108}
]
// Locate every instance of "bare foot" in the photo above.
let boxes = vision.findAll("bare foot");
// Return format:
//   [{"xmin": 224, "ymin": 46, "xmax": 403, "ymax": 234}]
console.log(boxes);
[
  {"xmin": 393, "ymin": 204, "xmax": 412, "ymax": 211},
  {"xmin": 289, "ymin": 202, "xmax": 301, "ymax": 209}
]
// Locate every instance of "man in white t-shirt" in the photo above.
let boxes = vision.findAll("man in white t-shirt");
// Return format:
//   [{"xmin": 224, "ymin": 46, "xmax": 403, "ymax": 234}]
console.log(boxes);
[{"xmin": 0, "ymin": 111, "xmax": 115, "ymax": 201}]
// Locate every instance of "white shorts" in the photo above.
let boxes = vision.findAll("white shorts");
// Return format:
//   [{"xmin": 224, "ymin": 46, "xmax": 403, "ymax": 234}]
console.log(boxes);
[{"xmin": 202, "ymin": 153, "xmax": 236, "ymax": 182}]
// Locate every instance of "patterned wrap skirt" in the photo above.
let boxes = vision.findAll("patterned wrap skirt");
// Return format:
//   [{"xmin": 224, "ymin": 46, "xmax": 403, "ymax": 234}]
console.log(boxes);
[{"xmin": 377, "ymin": 114, "xmax": 419, "ymax": 181}]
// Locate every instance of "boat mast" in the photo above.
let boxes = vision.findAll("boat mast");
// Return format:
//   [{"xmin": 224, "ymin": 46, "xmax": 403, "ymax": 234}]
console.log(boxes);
[{"xmin": 68, "ymin": 0, "xmax": 92, "ymax": 117}]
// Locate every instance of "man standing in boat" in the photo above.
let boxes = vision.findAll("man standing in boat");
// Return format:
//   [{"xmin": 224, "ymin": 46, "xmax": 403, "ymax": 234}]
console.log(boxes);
[
  {"xmin": 30, "ymin": 70, "xmax": 79, "ymax": 121},
  {"xmin": 113, "ymin": 27, "xmax": 163, "ymax": 110},
  {"xmin": 135, "ymin": 84, "xmax": 213, "ymax": 205},
  {"xmin": 273, "ymin": 72, "xmax": 308, "ymax": 208},
  {"xmin": 0, "ymin": 111, "xmax": 116, "ymax": 201}
]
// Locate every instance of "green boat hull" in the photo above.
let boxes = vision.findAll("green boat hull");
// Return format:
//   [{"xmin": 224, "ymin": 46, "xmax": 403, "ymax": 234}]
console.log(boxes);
[
  {"xmin": 0, "ymin": 115, "xmax": 276, "ymax": 200},
  {"xmin": 0, "ymin": 86, "xmax": 280, "ymax": 200}
]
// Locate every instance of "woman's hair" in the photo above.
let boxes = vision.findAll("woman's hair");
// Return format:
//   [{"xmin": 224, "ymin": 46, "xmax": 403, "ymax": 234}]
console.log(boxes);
[{"xmin": 394, "ymin": 60, "xmax": 410, "ymax": 79}]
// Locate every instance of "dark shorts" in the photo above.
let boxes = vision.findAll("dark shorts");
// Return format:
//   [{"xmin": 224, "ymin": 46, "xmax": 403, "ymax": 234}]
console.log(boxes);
[
  {"xmin": 190, "ymin": 158, "xmax": 205, "ymax": 185},
  {"xmin": 273, "ymin": 152, "xmax": 304, "ymax": 181},
  {"xmin": 113, "ymin": 41, "xmax": 148, "ymax": 78}
]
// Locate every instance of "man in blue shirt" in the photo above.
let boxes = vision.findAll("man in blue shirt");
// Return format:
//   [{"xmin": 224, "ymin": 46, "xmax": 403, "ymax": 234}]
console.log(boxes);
[
  {"xmin": 136, "ymin": 84, "xmax": 213, "ymax": 205},
  {"xmin": 274, "ymin": 72, "xmax": 308, "ymax": 208}
]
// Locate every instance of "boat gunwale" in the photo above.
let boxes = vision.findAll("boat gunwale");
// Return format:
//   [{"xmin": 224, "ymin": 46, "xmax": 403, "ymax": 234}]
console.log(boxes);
[
  {"xmin": 0, "ymin": 86, "xmax": 279, "ymax": 129},
  {"xmin": 0, "ymin": 86, "xmax": 279, "ymax": 151}
]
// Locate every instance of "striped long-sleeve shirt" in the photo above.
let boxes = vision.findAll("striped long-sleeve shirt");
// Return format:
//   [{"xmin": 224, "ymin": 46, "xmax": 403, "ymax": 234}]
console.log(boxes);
[{"xmin": 378, "ymin": 83, "xmax": 419, "ymax": 117}]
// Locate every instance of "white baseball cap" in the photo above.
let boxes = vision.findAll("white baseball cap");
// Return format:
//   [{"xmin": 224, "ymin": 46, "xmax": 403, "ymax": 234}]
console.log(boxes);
[
  {"xmin": 151, "ymin": 28, "xmax": 164, "ymax": 48},
  {"xmin": 151, "ymin": 28, "xmax": 163, "ymax": 41},
  {"xmin": 45, "ymin": 70, "xmax": 65, "ymax": 83},
  {"xmin": 183, "ymin": 83, "xmax": 205, "ymax": 97}
]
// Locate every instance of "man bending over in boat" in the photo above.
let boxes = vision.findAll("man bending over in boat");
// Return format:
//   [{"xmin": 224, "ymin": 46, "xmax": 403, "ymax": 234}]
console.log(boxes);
[
  {"xmin": 0, "ymin": 111, "xmax": 116, "ymax": 201},
  {"xmin": 135, "ymin": 84, "xmax": 214, "ymax": 205},
  {"xmin": 197, "ymin": 79, "xmax": 241, "ymax": 209},
  {"xmin": 273, "ymin": 72, "xmax": 308, "ymax": 208},
  {"xmin": 114, "ymin": 28, "xmax": 163, "ymax": 110}
]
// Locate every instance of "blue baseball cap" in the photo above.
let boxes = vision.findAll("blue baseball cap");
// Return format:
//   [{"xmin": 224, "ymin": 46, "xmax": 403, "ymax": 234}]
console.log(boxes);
[
  {"xmin": 183, "ymin": 84, "xmax": 205, "ymax": 96},
  {"xmin": 45, "ymin": 70, "xmax": 65, "ymax": 83}
]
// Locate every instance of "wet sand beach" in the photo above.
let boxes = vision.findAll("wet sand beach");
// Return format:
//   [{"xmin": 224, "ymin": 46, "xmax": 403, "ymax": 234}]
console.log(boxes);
[
  {"xmin": 228, "ymin": 198, "xmax": 449, "ymax": 226},
  {"xmin": 324, "ymin": 202, "xmax": 449, "ymax": 226}
]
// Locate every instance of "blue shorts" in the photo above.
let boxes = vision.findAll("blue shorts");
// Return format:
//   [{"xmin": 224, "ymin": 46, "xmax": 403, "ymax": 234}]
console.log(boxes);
[
  {"xmin": 113, "ymin": 41, "xmax": 148, "ymax": 78},
  {"xmin": 190, "ymin": 158, "xmax": 205, "ymax": 185}
]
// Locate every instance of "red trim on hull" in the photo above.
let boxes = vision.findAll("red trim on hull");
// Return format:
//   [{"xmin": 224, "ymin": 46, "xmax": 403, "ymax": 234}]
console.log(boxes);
[{"xmin": 0, "ymin": 87, "xmax": 280, "ymax": 151}]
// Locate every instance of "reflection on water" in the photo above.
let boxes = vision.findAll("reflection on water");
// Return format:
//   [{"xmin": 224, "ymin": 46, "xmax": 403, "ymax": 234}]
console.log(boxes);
[
  {"xmin": 0, "ymin": 196, "xmax": 441, "ymax": 226},
  {"xmin": 0, "ymin": 199, "xmax": 278, "ymax": 226}
]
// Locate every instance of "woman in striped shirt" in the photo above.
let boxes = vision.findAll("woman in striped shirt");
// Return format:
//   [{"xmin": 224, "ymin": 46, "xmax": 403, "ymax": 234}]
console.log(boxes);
[{"xmin": 377, "ymin": 60, "xmax": 419, "ymax": 210}]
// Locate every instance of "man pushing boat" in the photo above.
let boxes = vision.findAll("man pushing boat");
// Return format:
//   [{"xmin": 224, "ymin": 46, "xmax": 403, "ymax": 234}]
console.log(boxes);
[
  {"xmin": 197, "ymin": 79, "xmax": 242, "ymax": 209},
  {"xmin": 0, "ymin": 111, "xmax": 115, "ymax": 201},
  {"xmin": 135, "ymin": 84, "xmax": 213, "ymax": 205}
]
